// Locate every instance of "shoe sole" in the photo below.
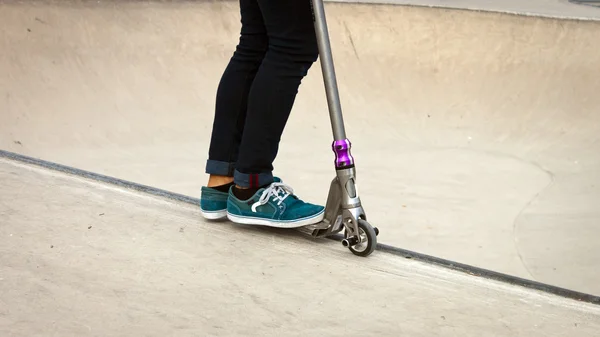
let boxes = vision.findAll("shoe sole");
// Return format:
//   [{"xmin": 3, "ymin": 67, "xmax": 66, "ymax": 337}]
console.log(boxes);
[
  {"xmin": 201, "ymin": 209, "xmax": 227, "ymax": 220},
  {"xmin": 227, "ymin": 210, "xmax": 325, "ymax": 229}
]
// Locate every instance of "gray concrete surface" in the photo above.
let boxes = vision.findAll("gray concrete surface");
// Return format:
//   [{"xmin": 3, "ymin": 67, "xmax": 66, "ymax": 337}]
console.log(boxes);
[
  {"xmin": 2, "ymin": 158, "xmax": 600, "ymax": 336},
  {"xmin": 1, "ymin": 0, "xmax": 599, "ymax": 300},
  {"xmin": 333, "ymin": 0, "xmax": 600, "ymax": 20}
]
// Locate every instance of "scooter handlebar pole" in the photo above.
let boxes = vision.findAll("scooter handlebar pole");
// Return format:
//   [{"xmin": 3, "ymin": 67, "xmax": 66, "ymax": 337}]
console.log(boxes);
[{"xmin": 311, "ymin": 0, "xmax": 347, "ymax": 142}]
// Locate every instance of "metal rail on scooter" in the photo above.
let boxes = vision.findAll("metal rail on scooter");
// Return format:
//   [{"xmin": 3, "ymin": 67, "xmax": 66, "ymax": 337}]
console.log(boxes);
[{"xmin": 301, "ymin": 0, "xmax": 380, "ymax": 257}]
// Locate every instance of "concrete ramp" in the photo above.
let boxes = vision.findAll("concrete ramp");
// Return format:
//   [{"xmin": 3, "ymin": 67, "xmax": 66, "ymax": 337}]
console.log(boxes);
[
  {"xmin": 2, "ymin": 158, "xmax": 600, "ymax": 336},
  {"xmin": 1, "ymin": 0, "xmax": 600, "ymax": 310}
]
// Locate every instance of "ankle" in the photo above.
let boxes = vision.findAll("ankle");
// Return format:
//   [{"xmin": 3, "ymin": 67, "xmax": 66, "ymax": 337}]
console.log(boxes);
[
  {"xmin": 232, "ymin": 185, "xmax": 260, "ymax": 201},
  {"xmin": 207, "ymin": 175, "xmax": 234, "ymax": 188}
]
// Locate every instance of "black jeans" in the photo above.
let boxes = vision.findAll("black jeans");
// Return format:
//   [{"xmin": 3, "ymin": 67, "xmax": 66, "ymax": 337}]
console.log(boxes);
[{"xmin": 205, "ymin": 0, "xmax": 319, "ymax": 188}]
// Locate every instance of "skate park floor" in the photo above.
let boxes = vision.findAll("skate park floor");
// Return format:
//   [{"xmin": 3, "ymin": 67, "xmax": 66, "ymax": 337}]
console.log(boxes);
[
  {"xmin": 2, "ymin": 0, "xmax": 600, "ymax": 335},
  {"xmin": 2, "ymin": 155, "xmax": 600, "ymax": 336}
]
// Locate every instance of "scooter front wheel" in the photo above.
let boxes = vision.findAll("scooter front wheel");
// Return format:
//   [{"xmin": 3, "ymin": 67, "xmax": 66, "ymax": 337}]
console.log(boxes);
[{"xmin": 342, "ymin": 219, "xmax": 378, "ymax": 257}]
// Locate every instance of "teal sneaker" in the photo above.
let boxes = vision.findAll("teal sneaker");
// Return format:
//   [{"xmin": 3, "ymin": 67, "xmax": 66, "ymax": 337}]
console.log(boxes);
[
  {"xmin": 200, "ymin": 177, "xmax": 282, "ymax": 220},
  {"xmin": 200, "ymin": 186, "xmax": 229, "ymax": 220},
  {"xmin": 226, "ymin": 181, "xmax": 325, "ymax": 228}
]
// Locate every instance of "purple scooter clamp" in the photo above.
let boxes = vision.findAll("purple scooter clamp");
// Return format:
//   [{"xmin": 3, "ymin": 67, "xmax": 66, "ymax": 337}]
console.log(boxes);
[{"xmin": 332, "ymin": 139, "xmax": 355, "ymax": 168}]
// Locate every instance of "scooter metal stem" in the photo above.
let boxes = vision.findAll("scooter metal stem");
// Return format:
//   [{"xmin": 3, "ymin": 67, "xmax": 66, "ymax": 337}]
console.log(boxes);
[
  {"xmin": 311, "ymin": 0, "xmax": 347, "ymax": 141},
  {"xmin": 305, "ymin": 0, "xmax": 378, "ymax": 257}
]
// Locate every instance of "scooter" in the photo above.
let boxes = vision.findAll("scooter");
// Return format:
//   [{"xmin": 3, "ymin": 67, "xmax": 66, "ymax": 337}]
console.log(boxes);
[{"xmin": 299, "ymin": 0, "xmax": 380, "ymax": 257}]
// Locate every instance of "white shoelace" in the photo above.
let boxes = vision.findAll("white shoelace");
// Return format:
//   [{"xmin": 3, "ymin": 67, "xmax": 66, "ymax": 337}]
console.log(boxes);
[{"xmin": 251, "ymin": 182, "xmax": 294, "ymax": 212}]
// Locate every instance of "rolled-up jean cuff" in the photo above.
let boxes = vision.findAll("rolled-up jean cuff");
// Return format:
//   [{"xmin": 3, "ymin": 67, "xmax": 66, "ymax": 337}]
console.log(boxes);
[
  {"xmin": 205, "ymin": 159, "xmax": 235, "ymax": 176},
  {"xmin": 234, "ymin": 170, "xmax": 273, "ymax": 188}
]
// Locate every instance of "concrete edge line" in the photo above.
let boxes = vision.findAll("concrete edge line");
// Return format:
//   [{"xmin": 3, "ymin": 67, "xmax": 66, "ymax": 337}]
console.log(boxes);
[{"xmin": 1, "ymin": 149, "xmax": 599, "ymax": 306}]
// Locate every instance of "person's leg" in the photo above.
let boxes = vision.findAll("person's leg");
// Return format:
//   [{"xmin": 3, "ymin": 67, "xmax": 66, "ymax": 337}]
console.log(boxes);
[
  {"xmin": 201, "ymin": 0, "xmax": 268, "ymax": 219},
  {"xmin": 232, "ymin": 0, "xmax": 320, "ymax": 189},
  {"xmin": 205, "ymin": 0, "xmax": 268, "ymax": 185},
  {"xmin": 226, "ymin": 0, "xmax": 325, "ymax": 227}
]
